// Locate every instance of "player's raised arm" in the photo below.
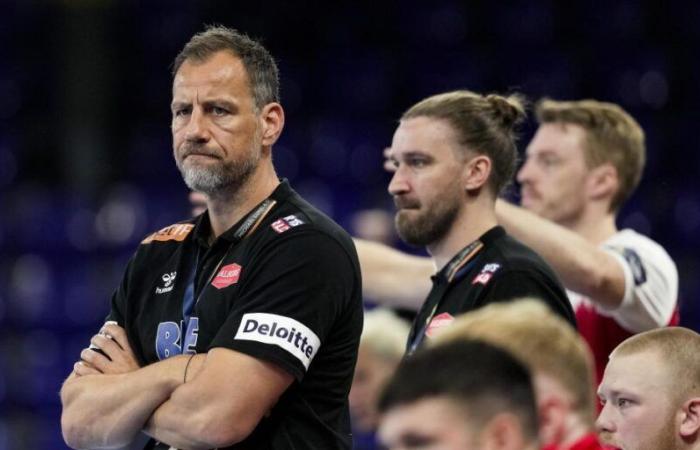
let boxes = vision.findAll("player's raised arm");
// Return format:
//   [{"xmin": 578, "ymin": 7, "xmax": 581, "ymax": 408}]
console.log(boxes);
[{"xmin": 354, "ymin": 237, "xmax": 433, "ymax": 311}]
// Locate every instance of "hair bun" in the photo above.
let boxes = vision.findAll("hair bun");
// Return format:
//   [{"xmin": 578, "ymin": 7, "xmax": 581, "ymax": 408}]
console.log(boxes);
[{"xmin": 486, "ymin": 94, "xmax": 527, "ymax": 130}]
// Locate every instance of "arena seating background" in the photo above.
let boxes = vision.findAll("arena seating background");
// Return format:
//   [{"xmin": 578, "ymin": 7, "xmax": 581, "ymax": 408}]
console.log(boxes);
[{"xmin": 2, "ymin": 1, "xmax": 699, "ymax": 448}]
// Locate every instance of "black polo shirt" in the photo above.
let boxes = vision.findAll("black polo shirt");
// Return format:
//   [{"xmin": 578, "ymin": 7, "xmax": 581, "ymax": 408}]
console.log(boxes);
[
  {"xmin": 107, "ymin": 180, "xmax": 363, "ymax": 449},
  {"xmin": 406, "ymin": 226, "xmax": 575, "ymax": 354}
]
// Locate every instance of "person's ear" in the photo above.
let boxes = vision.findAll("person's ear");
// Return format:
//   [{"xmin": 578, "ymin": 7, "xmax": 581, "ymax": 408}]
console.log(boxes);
[
  {"xmin": 259, "ymin": 102, "xmax": 285, "ymax": 147},
  {"xmin": 537, "ymin": 395, "xmax": 569, "ymax": 446},
  {"xmin": 586, "ymin": 163, "xmax": 618, "ymax": 202},
  {"xmin": 680, "ymin": 398, "xmax": 700, "ymax": 439},
  {"xmin": 463, "ymin": 155, "xmax": 492, "ymax": 192}
]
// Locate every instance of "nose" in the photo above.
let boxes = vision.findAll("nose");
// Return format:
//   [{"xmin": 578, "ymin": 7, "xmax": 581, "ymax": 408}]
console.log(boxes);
[
  {"xmin": 388, "ymin": 165, "xmax": 410, "ymax": 197},
  {"xmin": 516, "ymin": 158, "xmax": 534, "ymax": 185},
  {"xmin": 184, "ymin": 108, "xmax": 210, "ymax": 143},
  {"xmin": 595, "ymin": 402, "xmax": 616, "ymax": 434}
]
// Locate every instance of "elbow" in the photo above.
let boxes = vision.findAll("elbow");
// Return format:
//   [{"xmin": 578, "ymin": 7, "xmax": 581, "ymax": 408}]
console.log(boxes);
[
  {"xmin": 61, "ymin": 412, "xmax": 89, "ymax": 450},
  {"xmin": 61, "ymin": 390, "xmax": 86, "ymax": 449},
  {"xmin": 580, "ymin": 269, "xmax": 623, "ymax": 308}
]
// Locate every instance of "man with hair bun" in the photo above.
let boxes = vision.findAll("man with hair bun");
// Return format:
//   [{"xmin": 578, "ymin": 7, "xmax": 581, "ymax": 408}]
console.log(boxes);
[{"xmin": 383, "ymin": 90, "xmax": 574, "ymax": 354}]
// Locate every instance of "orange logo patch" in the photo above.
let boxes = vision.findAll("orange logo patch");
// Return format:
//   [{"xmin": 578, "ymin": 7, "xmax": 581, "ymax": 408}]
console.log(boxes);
[{"xmin": 142, "ymin": 224, "xmax": 194, "ymax": 244}]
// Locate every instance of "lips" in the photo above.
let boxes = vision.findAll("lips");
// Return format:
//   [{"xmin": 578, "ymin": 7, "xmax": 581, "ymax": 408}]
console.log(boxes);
[
  {"xmin": 184, "ymin": 151, "xmax": 220, "ymax": 160},
  {"xmin": 180, "ymin": 142, "xmax": 222, "ymax": 161}
]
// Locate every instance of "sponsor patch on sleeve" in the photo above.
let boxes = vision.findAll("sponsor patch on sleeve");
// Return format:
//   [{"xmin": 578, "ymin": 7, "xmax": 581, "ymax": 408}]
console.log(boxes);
[
  {"xmin": 235, "ymin": 313, "xmax": 321, "ymax": 370},
  {"xmin": 622, "ymin": 247, "xmax": 647, "ymax": 285},
  {"xmin": 271, "ymin": 214, "xmax": 305, "ymax": 234},
  {"xmin": 142, "ymin": 223, "xmax": 194, "ymax": 244},
  {"xmin": 472, "ymin": 262, "xmax": 501, "ymax": 285}
]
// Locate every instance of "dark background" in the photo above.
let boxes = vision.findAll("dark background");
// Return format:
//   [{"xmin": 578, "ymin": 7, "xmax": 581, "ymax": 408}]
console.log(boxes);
[{"xmin": 2, "ymin": 1, "xmax": 699, "ymax": 448}]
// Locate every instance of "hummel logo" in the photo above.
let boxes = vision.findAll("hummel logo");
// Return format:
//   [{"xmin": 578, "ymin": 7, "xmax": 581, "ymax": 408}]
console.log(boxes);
[{"xmin": 155, "ymin": 272, "xmax": 177, "ymax": 294}]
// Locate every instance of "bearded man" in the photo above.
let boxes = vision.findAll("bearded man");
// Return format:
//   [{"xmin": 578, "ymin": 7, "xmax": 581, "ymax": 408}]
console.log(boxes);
[
  {"xmin": 60, "ymin": 26, "xmax": 362, "ymax": 450},
  {"xmin": 383, "ymin": 90, "xmax": 574, "ymax": 354}
]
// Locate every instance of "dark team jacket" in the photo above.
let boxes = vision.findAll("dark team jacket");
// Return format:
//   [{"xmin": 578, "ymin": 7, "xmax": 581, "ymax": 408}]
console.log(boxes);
[
  {"xmin": 107, "ymin": 180, "xmax": 363, "ymax": 449},
  {"xmin": 406, "ymin": 226, "xmax": 575, "ymax": 353}
]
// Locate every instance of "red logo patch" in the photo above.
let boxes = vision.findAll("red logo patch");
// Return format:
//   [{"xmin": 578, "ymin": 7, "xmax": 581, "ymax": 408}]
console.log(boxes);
[
  {"xmin": 271, "ymin": 219, "xmax": 290, "ymax": 233},
  {"xmin": 472, "ymin": 272, "xmax": 493, "ymax": 285},
  {"xmin": 425, "ymin": 312, "xmax": 455, "ymax": 338},
  {"xmin": 211, "ymin": 263, "xmax": 242, "ymax": 290}
]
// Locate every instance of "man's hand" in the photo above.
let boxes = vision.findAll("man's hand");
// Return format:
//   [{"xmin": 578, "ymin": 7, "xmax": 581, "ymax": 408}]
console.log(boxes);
[{"xmin": 76, "ymin": 323, "xmax": 140, "ymax": 377}]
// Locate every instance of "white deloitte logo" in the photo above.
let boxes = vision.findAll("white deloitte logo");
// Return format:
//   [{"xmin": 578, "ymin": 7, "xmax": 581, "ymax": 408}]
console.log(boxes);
[
  {"xmin": 155, "ymin": 271, "xmax": 177, "ymax": 294},
  {"xmin": 235, "ymin": 313, "xmax": 321, "ymax": 369}
]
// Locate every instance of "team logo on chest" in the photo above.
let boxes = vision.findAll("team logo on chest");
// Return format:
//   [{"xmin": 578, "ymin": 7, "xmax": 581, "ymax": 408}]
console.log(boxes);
[
  {"xmin": 155, "ymin": 272, "xmax": 177, "ymax": 294},
  {"xmin": 211, "ymin": 263, "xmax": 242, "ymax": 289}
]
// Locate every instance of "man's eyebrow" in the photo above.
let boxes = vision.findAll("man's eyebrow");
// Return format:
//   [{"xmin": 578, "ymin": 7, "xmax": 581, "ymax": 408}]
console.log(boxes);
[
  {"xmin": 396, "ymin": 151, "xmax": 431, "ymax": 160},
  {"xmin": 201, "ymin": 99, "xmax": 239, "ymax": 110},
  {"xmin": 171, "ymin": 100, "xmax": 190, "ymax": 110}
]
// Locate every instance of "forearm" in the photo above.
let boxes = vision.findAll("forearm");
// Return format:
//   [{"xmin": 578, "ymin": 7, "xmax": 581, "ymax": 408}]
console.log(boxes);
[
  {"xmin": 496, "ymin": 200, "xmax": 625, "ymax": 307},
  {"xmin": 143, "ymin": 355, "xmax": 217, "ymax": 450},
  {"xmin": 144, "ymin": 349, "xmax": 291, "ymax": 449},
  {"xmin": 60, "ymin": 355, "xmax": 189, "ymax": 449},
  {"xmin": 354, "ymin": 238, "xmax": 433, "ymax": 310}
]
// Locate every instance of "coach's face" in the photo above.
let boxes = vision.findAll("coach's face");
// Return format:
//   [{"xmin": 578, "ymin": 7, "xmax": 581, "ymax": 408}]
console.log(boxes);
[
  {"xmin": 596, "ymin": 350, "xmax": 681, "ymax": 450},
  {"xmin": 171, "ymin": 50, "xmax": 263, "ymax": 196},
  {"xmin": 517, "ymin": 123, "xmax": 590, "ymax": 227},
  {"xmin": 387, "ymin": 117, "xmax": 467, "ymax": 247}
]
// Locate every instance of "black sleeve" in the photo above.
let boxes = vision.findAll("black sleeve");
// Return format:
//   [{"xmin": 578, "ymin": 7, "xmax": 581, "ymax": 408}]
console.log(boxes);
[
  {"xmin": 105, "ymin": 252, "xmax": 149, "ymax": 366},
  {"xmin": 477, "ymin": 269, "xmax": 576, "ymax": 327},
  {"xmin": 208, "ymin": 229, "xmax": 359, "ymax": 381},
  {"xmin": 106, "ymin": 254, "xmax": 134, "ymax": 327}
]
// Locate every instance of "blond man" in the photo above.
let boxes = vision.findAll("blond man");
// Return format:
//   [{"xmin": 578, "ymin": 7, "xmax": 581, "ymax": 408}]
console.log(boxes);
[
  {"xmin": 597, "ymin": 327, "xmax": 700, "ymax": 450},
  {"xmin": 433, "ymin": 299, "xmax": 604, "ymax": 450}
]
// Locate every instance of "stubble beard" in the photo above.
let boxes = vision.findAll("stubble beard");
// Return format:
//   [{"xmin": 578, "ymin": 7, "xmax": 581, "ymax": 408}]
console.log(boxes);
[
  {"xmin": 395, "ymin": 196, "xmax": 460, "ymax": 247},
  {"xmin": 176, "ymin": 138, "xmax": 262, "ymax": 198},
  {"xmin": 637, "ymin": 413, "xmax": 680, "ymax": 450}
]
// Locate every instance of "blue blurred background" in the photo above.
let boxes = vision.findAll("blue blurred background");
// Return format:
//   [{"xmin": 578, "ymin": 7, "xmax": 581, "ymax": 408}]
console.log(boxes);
[{"xmin": 2, "ymin": 1, "xmax": 699, "ymax": 448}]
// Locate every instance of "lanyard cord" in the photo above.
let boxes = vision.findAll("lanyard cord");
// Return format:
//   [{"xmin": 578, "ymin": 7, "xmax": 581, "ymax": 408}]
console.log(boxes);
[
  {"xmin": 182, "ymin": 198, "xmax": 277, "ymax": 328},
  {"xmin": 406, "ymin": 240, "xmax": 484, "ymax": 355}
]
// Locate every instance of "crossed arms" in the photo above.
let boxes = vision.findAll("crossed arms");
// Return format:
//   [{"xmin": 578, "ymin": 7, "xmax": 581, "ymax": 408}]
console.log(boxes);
[{"xmin": 60, "ymin": 323, "xmax": 292, "ymax": 450}]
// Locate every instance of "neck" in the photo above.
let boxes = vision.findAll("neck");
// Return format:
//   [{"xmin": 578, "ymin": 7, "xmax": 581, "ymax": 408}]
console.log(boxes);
[
  {"xmin": 427, "ymin": 196, "xmax": 498, "ymax": 269},
  {"xmin": 565, "ymin": 208, "xmax": 618, "ymax": 245},
  {"xmin": 206, "ymin": 162, "xmax": 279, "ymax": 239}
]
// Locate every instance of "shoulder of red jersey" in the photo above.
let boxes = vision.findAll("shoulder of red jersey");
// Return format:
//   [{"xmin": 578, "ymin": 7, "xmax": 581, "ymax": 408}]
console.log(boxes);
[{"xmin": 141, "ymin": 222, "xmax": 195, "ymax": 244}]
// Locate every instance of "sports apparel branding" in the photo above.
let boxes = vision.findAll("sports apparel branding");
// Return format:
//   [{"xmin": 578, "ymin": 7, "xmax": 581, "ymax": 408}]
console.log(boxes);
[
  {"xmin": 425, "ymin": 312, "xmax": 455, "ymax": 337},
  {"xmin": 211, "ymin": 263, "xmax": 242, "ymax": 290},
  {"xmin": 621, "ymin": 247, "xmax": 647, "ymax": 285},
  {"xmin": 142, "ymin": 223, "xmax": 194, "ymax": 244},
  {"xmin": 155, "ymin": 272, "xmax": 177, "ymax": 294},
  {"xmin": 472, "ymin": 262, "xmax": 501, "ymax": 285},
  {"xmin": 235, "ymin": 312, "xmax": 320, "ymax": 369},
  {"xmin": 271, "ymin": 214, "xmax": 305, "ymax": 234},
  {"xmin": 155, "ymin": 317, "xmax": 199, "ymax": 359}
]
